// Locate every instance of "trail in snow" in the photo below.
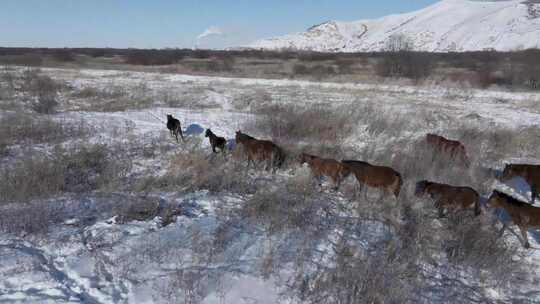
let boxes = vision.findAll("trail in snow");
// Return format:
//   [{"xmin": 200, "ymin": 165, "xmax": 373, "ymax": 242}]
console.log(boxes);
[{"xmin": 0, "ymin": 239, "xmax": 101, "ymax": 304}]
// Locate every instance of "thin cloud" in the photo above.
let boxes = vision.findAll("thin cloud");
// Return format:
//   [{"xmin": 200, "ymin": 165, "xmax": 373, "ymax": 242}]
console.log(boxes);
[{"xmin": 197, "ymin": 26, "xmax": 224, "ymax": 40}]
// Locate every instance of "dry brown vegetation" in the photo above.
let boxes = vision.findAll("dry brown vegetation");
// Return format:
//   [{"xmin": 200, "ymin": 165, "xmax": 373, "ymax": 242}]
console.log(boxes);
[
  {"xmin": 0, "ymin": 112, "xmax": 91, "ymax": 156},
  {"xmin": 208, "ymin": 173, "xmax": 525, "ymax": 303},
  {"xmin": 1, "ymin": 47, "xmax": 539, "ymax": 90},
  {"xmin": 0, "ymin": 143, "xmax": 131, "ymax": 204},
  {"xmin": 134, "ymin": 138, "xmax": 253, "ymax": 194}
]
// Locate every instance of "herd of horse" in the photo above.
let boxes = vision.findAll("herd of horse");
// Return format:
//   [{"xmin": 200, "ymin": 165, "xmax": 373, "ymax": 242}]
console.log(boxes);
[{"xmin": 166, "ymin": 114, "xmax": 540, "ymax": 248}]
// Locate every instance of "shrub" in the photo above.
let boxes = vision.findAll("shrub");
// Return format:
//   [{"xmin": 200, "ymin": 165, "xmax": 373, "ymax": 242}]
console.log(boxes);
[
  {"xmin": 125, "ymin": 49, "xmax": 184, "ymax": 65},
  {"xmin": 235, "ymin": 174, "xmax": 320, "ymax": 234},
  {"xmin": 52, "ymin": 49, "xmax": 76, "ymax": 62},
  {"xmin": 292, "ymin": 64, "xmax": 336, "ymax": 79},
  {"xmin": 20, "ymin": 69, "xmax": 60, "ymax": 113},
  {"xmin": 0, "ymin": 113, "xmax": 91, "ymax": 157},
  {"xmin": 376, "ymin": 51, "xmax": 433, "ymax": 81},
  {"xmin": 0, "ymin": 144, "xmax": 131, "ymax": 204},
  {"xmin": 245, "ymin": 103, "xmax": 359, "ymax": 146},
  {"xmin": 292, "ymin": 63, "xmax": 309, "ymax": 75},
  {"xmin": 0, "ymin": 200, "xmax": 63, "ymax": 235},
  {"xmin": 136, "ymin": 138, "xmax": 252, "ymax": 194}
]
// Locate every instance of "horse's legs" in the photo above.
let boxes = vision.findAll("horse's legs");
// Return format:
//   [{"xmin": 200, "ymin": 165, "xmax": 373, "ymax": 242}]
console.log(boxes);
[
  {"xmin": 174, "ymin": 131, "xmax": 179, "ymax": 143},
  {"xmin": 518, "ymin": 225, "xmax": 531, "ymax": 248},
  {"xmin": 438, "ymin": 207, "xmax": 445, "ymax": 218},
  {"xmin": 247, "ymin": 155, "xmax": 253, "ymax": 169},
  {"xmin": 435, "ymin": 200, "xmax": 445, "ymax": 218},
  {"xmin": 332, "ymin": 176, "xmax": 340, "ymax": 192},
  {"xmin": 498, "ymin": 223, "xmax": 507, "ymax": 238},
  {"xmin": 531, "ymin": 186, "xmax": 537, "ymax": 204},
  {"xmin": 221, "ymin": 146, "xmax": 227, "ymax": 158},
  {"xmin": 363, "ymin": 186, "xmax": 369, "ymax": 201},
  {"xmin": 265, "ymin": 156, "xmax": 272, "ymax": 172}
]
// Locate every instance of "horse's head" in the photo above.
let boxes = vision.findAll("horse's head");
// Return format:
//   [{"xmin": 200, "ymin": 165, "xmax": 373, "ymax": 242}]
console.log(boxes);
[
  {"xmin": 166, "ymin": 114, "xmax": 173, "ymax": 121},
  {"xmin": 414, "ymin": 180, "xmax": 430, "ymax": 196},
  {"xmin": 235, "ymin": 130, "xmax": 243, "ymax": 142},
  {"xmin": 235, "ymin": 130, "xmax": 254, "ymax": 143},
  {"xmin": 205, "ymin": 129, "xmax": 211, "ymax": 137},
  {"xmin": 485, "ymin": 191, "xmax": 505, "ymax": 209}
]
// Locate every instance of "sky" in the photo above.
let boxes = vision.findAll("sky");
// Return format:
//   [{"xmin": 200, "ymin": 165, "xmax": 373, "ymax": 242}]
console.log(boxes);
[{"xmin": 0, "ymin": 0, "xmax": 439, "ymax": 49}]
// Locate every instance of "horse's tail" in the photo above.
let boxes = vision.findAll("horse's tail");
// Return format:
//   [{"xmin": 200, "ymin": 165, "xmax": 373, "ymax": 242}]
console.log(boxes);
[
  {"xmin": 473, "ymin": 191, "xmax": 481, "ymax": 216},
  {"xmin": 273, "ymin": 146, "xmax": 286, "ymax": 169},
  {"xmin": 393, "ymin": 172, "xmax": 403, "ymax": 198}
]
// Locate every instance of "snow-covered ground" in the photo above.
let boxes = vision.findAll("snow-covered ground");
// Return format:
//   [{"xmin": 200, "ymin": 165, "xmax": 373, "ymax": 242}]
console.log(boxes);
[
  {"xmin": 249, "ymin": 0, "xmax": 540, "ymax": 52},
  {"xmin": 2, "ymin": 67, "xmax": 540, "ymax": 303}
]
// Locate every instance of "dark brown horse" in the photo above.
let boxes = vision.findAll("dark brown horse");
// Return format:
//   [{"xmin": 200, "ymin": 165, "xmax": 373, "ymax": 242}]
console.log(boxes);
[
  {"xmin": 166, "ymin": 114, "xmax": 184, "ymax": 142},
  {"xmin": 501, "ymin": 163, "xmax": 540, "ymax": 204},
  {"xmin": 486, "ymin": 190, "xmax": 540, "ymax": 248},
  {"xmin": 341, "ymin": 160, "xmax": 402, "ymax": 199},
  {"xmin": 235, "ymin": 131, "xmax": 285, "ymax": 171},
  {"xmin": 299, "ymin": 153, "xmax": 351, "ymax": 191},
  {"xmin": 205, "ymin": 129, "xmax": 226, "ymax": 154},
  {"xmin": 426, "ymin": 133, "xmax": 469, "ymax": 167},
  {"xmin": 415, "ymin": 180, "xmax": 481, "ymax": 217}
]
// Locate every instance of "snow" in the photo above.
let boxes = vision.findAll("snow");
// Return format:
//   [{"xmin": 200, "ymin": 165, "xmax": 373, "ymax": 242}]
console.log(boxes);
[
  {"xmin": 248, "ymin": 0, "xmax": 540, "ymax": 52},
  {"xmin": 2, "ymin": 66, "xmax": 540, "ymax": 302}
]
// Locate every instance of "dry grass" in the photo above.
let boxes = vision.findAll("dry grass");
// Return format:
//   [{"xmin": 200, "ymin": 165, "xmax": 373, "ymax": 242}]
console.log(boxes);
[
  {"xmin": 71, "ymin": 81, "xmax": 154, "ymax": 112},
  {"xmin": 0, "ymin": 143, "xmax": 132, "ymax": 204},
  {"xmin": 0, "ymin": 112, "xmax": 91, "ymax": 157},
  {"xmin": 135, "ymin": 138, "xmax": 253, "ymax": 194},
  {"xmin": 245, "ymin": 103, "xmax": 361, "ymax": 146}
]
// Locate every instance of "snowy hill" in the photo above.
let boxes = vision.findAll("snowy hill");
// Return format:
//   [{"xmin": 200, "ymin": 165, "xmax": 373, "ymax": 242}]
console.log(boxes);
[{"xmin": 248, "ymin": 0, "xmax": 540, "ymax": 52}]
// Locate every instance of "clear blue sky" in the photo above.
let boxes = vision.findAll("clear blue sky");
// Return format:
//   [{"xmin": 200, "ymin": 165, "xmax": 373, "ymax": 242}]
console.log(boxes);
[{"xmin": 0, "ymin": 0, "xmax": 438, "ymax": 49}]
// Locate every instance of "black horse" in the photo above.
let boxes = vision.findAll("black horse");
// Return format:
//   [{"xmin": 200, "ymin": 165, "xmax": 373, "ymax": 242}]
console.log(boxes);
[
  {"xmin": 205, "ymin": 129, "xmax": 227, "ymax": 153},
  {"xmin": 166, "ymin": 114, "xmax": 184, "ymax": 142}
]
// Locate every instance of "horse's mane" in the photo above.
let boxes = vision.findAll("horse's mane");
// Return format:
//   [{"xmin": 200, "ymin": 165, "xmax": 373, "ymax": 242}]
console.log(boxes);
[
  {"xmin": 236, "ymin": 131, "xmax": 256, "ymax": 140},
  {"xmin": 342, "ymin": 160, "xmax": 370, "ymax": 166}
]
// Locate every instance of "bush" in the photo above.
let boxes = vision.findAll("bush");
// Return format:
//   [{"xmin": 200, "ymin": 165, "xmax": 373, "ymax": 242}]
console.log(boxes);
[
  {"xmin": 292, "ymin": 64, "xmax": 309, "ymax": 75},
  {"xmin": 0, "ymin": 113, "xmax": 91, "ymax": 157},
  {"xmin": 136, "ymin": 138, "xmax": 252, "ymax": 194},
  {"xmin": 292, "ymin": 63, "xmax": 336, "ymax": 79},
  {"xmin": 376, "ymin": 51, "xmax": 433, "ymax": 81},
  {"xmin": 246, "ymin": 103, "xmax": 359, "ymax": 146},
  {"xmin": 0, "ymin": 144, "xmax": 131, "ymax": 204},
  {"xmin": 21, "ymin": 69, "xmax": 60, "ymax": 113},
  {"xmin": 52, "ymin": 49, "xmax": 76, "ymax": 62},
  {"xmin": 125, "ymin": 49, "xmax": 184, "ymax": 65},
  {"xmin": 235, "ymin": 175, "xmax": 320, "ymax": 234}
]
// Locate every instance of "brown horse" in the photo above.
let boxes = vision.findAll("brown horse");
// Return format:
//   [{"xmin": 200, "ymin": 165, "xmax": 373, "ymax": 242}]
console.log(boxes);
[
  {"xmin": 415, "ymin": 180, "xmax": 481, "ymax": 217},
  {"xmin": 166, "ymin": 114, "xmax": 184, "ymax": 142},
  {"xmin": 235, "ymin": 131, "xmax": 285, "ymax": 171},
  {"xmin": 299, "ymin": 153, "xmax": 351, "ymax": 191},
  {"xmin": 205, "ymin": 129, "xmax": 227, "ymax": 154},
  {"xmin": 486, "ymin": 190, "xmax": 540, "ymax": 248},
  {"xmin": 341, "ymin": 160, "xmax": 402, "ymax": 199},
  {"xmin": 501, "ymin": 163, "xmax": 540, "ymax": 204},
  {"xmin": 426, "ymin": 133, "xmax": 469, "ymax": 167}
]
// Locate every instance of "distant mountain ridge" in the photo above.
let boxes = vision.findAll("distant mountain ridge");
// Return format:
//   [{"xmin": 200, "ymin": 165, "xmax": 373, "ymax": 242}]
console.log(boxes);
[{"xmin": 247, "ymin": 0, "xmax": 540, "ymax": 52}]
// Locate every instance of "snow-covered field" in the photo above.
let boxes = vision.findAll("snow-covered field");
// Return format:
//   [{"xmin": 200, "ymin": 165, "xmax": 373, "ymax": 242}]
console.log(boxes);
[
  {"xmin": 2, "ymin": 67, "xmax": 540, "ymax": 303},
  {"xmin": 249, "ymin": 0, "xmax": 540, "ymax": 52}
]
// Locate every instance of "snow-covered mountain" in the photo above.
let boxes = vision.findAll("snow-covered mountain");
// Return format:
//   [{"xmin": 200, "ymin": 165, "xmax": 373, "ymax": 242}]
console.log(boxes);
[{"xmin": 248, "ymin": 0, "xmax": 540, "ymax": 52}]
